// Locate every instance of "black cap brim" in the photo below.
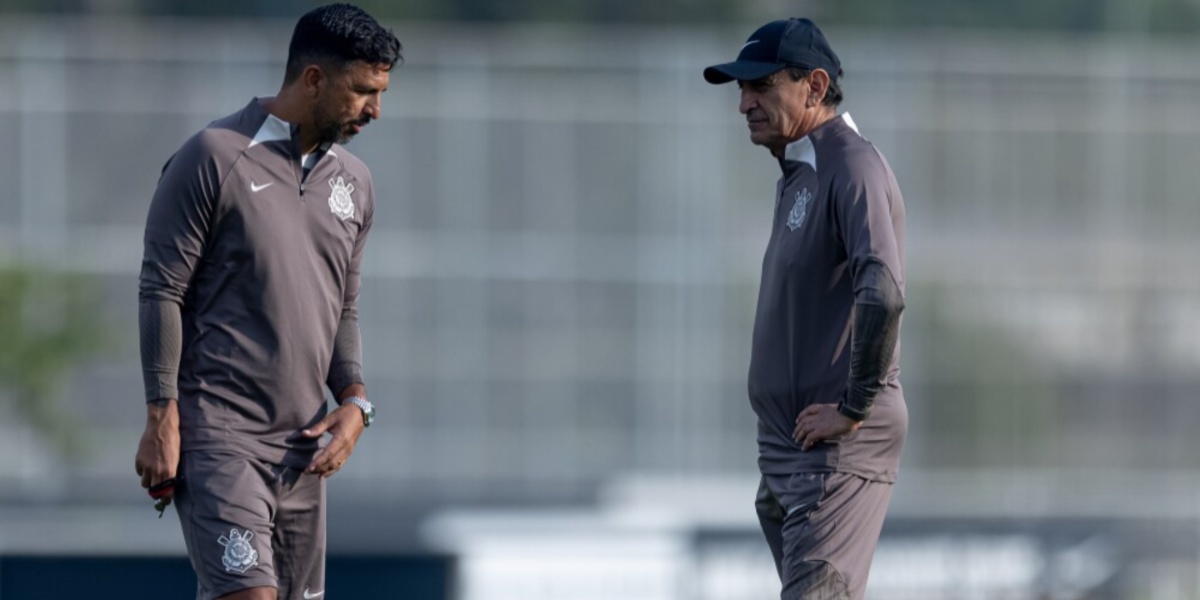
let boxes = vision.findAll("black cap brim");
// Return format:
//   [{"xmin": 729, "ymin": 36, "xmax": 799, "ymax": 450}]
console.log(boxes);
[{"xmin": 703, "ymin": 61, "xmax": 787, "ymax": 84}]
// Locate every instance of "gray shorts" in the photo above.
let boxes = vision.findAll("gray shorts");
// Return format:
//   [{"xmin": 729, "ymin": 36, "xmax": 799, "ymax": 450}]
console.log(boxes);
[
  {"xmin": 175, "ymin": 451, "xmax": 326, "ymax": 600},
  {"xmin": 755, "ymin": 472, "xmax": 893, "ymax": 600}
]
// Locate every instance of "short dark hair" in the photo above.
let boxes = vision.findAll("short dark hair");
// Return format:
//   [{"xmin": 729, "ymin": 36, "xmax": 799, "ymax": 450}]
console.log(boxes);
[
  {"xmin": 783, "ymin": 66, "xmax": 843, "ymax": 107},
  {"xmin": 284, "ymin": 3, "xmax": 403, "ymax": 84}
]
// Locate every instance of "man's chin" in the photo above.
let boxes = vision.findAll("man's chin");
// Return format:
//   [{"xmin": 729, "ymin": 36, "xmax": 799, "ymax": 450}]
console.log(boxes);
[
  {"xmin": 748, "ymin": 133, "xmax": 774, "ymax": 148},
  {"xmin": 335, "ymin": 128, "xmax": 364, "ymax": 145},
  {"xmin": 315, "ymin": 126, "xmax": 357, "ymax": 147},
  {"xmin": 329, "ymin": 131, "xmax": 356, "ymax": 145}
]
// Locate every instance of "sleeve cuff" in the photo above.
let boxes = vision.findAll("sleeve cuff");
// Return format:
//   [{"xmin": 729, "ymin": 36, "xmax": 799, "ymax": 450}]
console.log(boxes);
[
  {"xmin": 837, "ymin": 396, "xmax": 870, "ymax": 422},
  {"xmin": 144, "ymin": 379, "xmax": 178, "ymax": 403},
  {"xmin": 326, "ymin": 366, "xmax": 364, "ymax": 398}
]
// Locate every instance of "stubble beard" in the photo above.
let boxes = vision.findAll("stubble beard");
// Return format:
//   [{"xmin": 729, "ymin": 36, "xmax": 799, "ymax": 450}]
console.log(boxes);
[{"xmin": 313, "ymin": 104, "xmax": 355, "ymax": 146}]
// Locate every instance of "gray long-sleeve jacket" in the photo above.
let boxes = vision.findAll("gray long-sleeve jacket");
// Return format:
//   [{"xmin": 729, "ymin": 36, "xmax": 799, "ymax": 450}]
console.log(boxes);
[
  {"xmin": 139, "ymin": 98, "xmax": 374, "ymax": 467},
  {"xmin": 749, "ymin": 113, "xmax": 907, "ymax": 483}
]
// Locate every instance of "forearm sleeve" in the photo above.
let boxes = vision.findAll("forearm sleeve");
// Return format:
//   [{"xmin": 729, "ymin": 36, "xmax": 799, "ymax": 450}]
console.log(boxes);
[
  {"xmin": 139, "ymin": 298, "xmax": 183, "ymax": 402},
  {"xmin": 839, "ymin": 259, "xmax": 905, "ymax": 421},
  {"xmin": 326, "ymin": 313, "xmax": 364, "ymax": 397}
]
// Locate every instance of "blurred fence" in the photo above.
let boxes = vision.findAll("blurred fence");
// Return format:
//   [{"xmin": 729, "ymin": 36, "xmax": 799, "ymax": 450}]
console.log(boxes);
[{"xmin": 2, "ymin": 15, "xmax": 1200, "ymax": 597}]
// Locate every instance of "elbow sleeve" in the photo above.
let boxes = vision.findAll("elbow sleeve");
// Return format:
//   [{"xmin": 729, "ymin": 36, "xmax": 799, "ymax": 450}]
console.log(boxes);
[{"xmin": 839, "ymin": 260, "xmax": 905, "ymax": 421}]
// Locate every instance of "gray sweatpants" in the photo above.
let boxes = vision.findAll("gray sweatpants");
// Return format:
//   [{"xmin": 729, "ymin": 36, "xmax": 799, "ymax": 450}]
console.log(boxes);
[{"xmin": 756, "ymin": 472, "xmax": 893, "ymax": 600}]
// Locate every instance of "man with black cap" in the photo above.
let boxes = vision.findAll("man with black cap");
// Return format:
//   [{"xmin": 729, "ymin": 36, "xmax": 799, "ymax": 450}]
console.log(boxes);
[{"xmin": 705, "ymin": 18, "xmax": 907, "ymax": 600}]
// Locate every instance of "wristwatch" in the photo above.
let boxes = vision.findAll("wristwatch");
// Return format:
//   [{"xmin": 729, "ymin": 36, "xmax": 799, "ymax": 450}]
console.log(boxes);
[{"xmin": 343, "ymin": 396, "xmax": 375, "ymax": 427}]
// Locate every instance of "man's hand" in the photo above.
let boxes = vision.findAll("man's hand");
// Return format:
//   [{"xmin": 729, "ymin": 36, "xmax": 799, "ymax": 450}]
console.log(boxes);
[
  {"xmin": 135, "ymin": 399, "xmax": 181, "ymax": 506},
  {"xmin": 302, "ymin": 402, "xmax": 366, "ymax": 479},
  {"xmin": 793, "ymin": 404, "xmax": 861, "ymax": 451}
]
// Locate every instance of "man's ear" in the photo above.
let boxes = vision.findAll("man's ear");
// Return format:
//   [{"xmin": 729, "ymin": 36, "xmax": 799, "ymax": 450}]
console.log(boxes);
[
  {"xmin": 807, "ymin": 69, "xmax": 831, "ymax": 108},
  {"xmin": 301, "ymin": 64, "xmax": 326, "ymax": 99}
]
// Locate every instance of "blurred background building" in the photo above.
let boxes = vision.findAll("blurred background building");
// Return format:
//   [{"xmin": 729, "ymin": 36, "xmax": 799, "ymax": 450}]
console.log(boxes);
[{"xmin": 2, "ymin": 0, "xmax": 1200, "ymax": 598}]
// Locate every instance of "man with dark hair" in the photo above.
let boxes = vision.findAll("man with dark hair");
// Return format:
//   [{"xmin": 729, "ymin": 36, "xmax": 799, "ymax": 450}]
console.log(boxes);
[
  {"xmin": 134, "ymin": 4, "xmax": 401, "ymax": 599},
  {"xmin": 705, "ymin": 18, "xmax": 907, "ymax": 600}
]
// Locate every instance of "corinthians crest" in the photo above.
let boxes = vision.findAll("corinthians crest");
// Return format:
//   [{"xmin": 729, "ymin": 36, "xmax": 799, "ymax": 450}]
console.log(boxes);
[
  {"xmin": 219, "ymin": 528, "xmax": 259, "ymax": 574},
  {"xmin": 787, "ymin": 187, "xmax": 811, "ymax": 231},
  {"xmin": 328, "ymin": 176, "xmax": 355, "ymax": 221}
]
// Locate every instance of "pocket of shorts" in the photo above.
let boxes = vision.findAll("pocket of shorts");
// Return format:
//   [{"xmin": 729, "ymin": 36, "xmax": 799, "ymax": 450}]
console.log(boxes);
[{"xmin": 783, "ymin": 472, "xmax": 827, "ymax": 520}]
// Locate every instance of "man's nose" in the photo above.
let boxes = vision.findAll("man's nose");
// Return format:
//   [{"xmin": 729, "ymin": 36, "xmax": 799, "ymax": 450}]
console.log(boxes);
[{"xmin": 739, "ymin": 89, "xmax": 756, "ymax": 115}]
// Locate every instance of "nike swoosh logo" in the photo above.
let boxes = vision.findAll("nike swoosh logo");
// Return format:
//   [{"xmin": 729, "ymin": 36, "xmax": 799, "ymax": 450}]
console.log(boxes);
[
  {"xmin": 303, "ymin": 589, "xmax": 324, "ymax": 599},
  {"xmin": 740, "ymin": 39, "xmax": 759, "ymax": 51},
  {"xmin": 250, "ymin": 181, "xmax": 273, "ymax": 193}
]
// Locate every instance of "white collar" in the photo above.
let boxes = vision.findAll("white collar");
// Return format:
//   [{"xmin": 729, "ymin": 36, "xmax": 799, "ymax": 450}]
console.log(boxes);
[
  {"xmin": 248, "ymin": 113, "xmax": 291, "ymax": 148},
  {"xmin": 782, "ymin": 112, "xmax": 859, "ymax": 172},
  {"xmin": 250, "ymin": 112, "xmax": 340, "ymax": 164}
]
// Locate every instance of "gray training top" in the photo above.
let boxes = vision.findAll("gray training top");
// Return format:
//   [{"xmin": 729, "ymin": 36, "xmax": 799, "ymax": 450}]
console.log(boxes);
[
  {"xmin": 139, "ymin": 98, "xmax": 374, "ymax": 468},
  {"xmin": 749, "ymin": 113, "xmax": 907, "ymax": 483}
]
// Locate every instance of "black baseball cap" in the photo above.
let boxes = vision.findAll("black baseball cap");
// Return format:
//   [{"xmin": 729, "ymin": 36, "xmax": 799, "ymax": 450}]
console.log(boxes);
[{"xmin": 703, "ymin": 18, "xmax": 843, "ymax": 85}]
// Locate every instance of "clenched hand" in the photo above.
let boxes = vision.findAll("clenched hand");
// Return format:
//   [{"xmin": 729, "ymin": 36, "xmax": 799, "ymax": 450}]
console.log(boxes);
[{"xmin": 135, "ymin": 400, "xmax": 181, "ymax": 505}]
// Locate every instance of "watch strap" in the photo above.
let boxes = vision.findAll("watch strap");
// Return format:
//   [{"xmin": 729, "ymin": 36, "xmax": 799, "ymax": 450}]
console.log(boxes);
[{"xmin": 343, "ymin": 396, "xmax": 374, "ymax": 427}]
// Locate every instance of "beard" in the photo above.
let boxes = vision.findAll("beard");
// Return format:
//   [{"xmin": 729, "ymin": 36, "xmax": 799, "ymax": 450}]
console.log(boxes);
[{"xmin": 313, "ymin": 104, "xmax": 368, "ymax": 146}]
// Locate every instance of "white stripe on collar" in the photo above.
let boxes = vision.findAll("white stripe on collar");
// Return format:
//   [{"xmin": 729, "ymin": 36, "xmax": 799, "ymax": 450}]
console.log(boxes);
[
  {"xmin": 301, "ymin": 142, "xmax": 338, "ymax": 173},
  {"xmin": 301, "ymin": 151, "xmax": 320, "ymax": 172},
  {"xmin": 248, "ymin": 114, "xmax": 292, "ymax": 148},
  {"xmin": 783, "ymin": 112, "xmax": 859, "ymax": 171},
  {"xmin": 784, "ymin": 133, "xmax": 817, "ymax": 170},
  {"xmin": 841, "ymin": 112, "xmax": 859, "ymax": 134}
]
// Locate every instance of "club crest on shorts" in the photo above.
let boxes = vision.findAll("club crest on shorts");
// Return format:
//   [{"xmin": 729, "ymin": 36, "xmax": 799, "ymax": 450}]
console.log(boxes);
[
  {"xmin": 787, "ymin": 187, "xmax": 811, "ymax": 231},
  {"xmin": 328, "ymin": 176, "xmax": 355, "ymax": 221},
  {"xmin": 219, "ymin": 528, "xmax": 259, "ymax": 574}
]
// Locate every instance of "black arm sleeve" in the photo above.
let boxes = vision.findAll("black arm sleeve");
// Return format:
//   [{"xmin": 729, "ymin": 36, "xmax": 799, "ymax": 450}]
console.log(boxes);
[
  {"xmin": 838, "ymin": 259, "xmax": 905, "ymax": 421},
  {"xmin": 139, "ymin": 298, "xmax": 183, "ymax": 401}
]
